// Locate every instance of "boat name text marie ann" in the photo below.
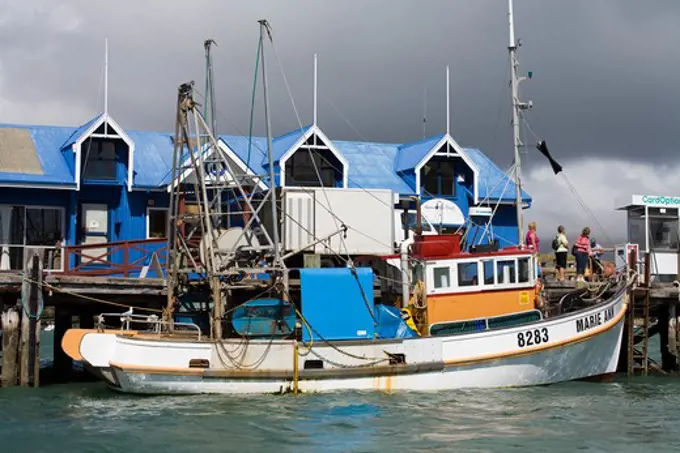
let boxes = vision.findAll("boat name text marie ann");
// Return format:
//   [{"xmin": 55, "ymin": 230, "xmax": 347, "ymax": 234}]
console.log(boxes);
[{"xmin": 575, "ymin": 306, "xmax": 615, "ymax": 333}]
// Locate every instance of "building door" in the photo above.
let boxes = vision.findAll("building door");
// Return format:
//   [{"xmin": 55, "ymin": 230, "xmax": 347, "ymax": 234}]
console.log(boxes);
[{"xmin": 80, "ymin": 203, "xmax": 109, "ymax": 265}]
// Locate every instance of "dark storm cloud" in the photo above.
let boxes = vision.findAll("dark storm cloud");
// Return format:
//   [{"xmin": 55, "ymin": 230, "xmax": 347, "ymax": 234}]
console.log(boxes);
[{"xmin": 1, "ymin": 0, "xmax": 679, "ymax": 170}]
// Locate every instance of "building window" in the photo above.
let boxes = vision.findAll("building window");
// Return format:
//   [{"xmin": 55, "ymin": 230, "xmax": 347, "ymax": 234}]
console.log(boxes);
[
  {"xmin": 421, "ymin": 157, "xmax": 456, "ymax": 197},
  {"xmin": 0, "ymin": 205, "xmax": 64, "ymax": 271},
  {"xmin": 649, "ymin": 217, "xmax": 679, "ymax": 251},
  {"xmin": 457, "ymin": 262, "xmax": 479, "ymax": 287},
  {"xmin": 497, "ymin": 260, "xmax": 516, "ymax": 284},
  {"xmin": 285, "ymin": 147, "xmax": 341, "ymax": 187},
  {"xmin": 82, "ymin": 139, "xmax": 117, "ymax": 180},
  {"xmin": 482, "ymin": 259, "xmax": 495, "ymax": 285},
  {"xmin": 433, "ymin": 267, "xmax": 450, "ymax": 289},
  {"xmin": 147, "ymin": 208, "xmax": 169, "ymax": 239}
]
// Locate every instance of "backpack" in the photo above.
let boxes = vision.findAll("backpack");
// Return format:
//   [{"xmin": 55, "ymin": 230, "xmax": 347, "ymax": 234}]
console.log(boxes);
[{"xmin": 551, "ymin": 236, "xmax": 559, "ymax": 251}]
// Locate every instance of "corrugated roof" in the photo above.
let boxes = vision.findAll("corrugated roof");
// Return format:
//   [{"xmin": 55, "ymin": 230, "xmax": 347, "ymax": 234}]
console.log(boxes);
[
  {"xmin": 465, "ymin": 147, "xmax": 531, "ymax": 203},
  {"xmin": 0, "ymin": 124, "xmax": 76, "ymax": 187},
  {"xmin": 220, "ymin": 135, "xmax": 269, "ymax": 175},
  {"xmin": 264, "ymin": 125, "xmax": 311, "ymax": 166},
  {"xmin": 0, "ymin": 120, "xmax": 530, "ymax": 205},
  {"xmin": 60, "ymin": 113, "xmax": 104, "ymax": 151},
  {"xmin": 0, "ymin": 128, "xmax": 43, "ymax": 175},
  {"xmin": 334, "ymin": 140, "xmax": 415, "ymax": 195},
  {"xmin": 126, "ymin": 130, "xmax": 175, "ymax": 187},
  {"xmin": 394, "ymin": 134, "xmax": 445, "ymax": 173}
]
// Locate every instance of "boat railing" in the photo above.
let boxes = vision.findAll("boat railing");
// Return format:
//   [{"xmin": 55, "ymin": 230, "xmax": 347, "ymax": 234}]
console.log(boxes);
[
  {"xmin": 96, "ymin": 311, "xmax": 202, "ymax": 340},
  {"xmin": 429, "ymin": 309, "xmax": 544, "ymax": 336}
]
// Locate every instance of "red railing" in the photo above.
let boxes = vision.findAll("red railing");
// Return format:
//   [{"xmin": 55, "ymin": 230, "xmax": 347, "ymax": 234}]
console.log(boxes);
[{"xmin": 63, "ymin": 238, "xmax": 168, "ymax": 278}]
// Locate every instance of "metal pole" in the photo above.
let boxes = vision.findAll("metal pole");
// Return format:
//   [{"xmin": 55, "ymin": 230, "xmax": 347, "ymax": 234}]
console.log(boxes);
[
  {"xmin": 446, "ymin": 65, "xmax": 450, "ymax": 137},
  {"xmin": 259, "ymin": 20, "xmax": 282, "ymax": 267},
  {"xmin": 508, "ymin": 0, "xmax": 524, "ymax": 246},
  {"xmin": 313, "ymin": 53, "xmax": 318, "ymax": 126}
]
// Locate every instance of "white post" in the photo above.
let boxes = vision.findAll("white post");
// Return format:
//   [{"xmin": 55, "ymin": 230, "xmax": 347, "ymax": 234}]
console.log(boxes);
[
  {"xmin": 104, "ymin": 38, "xmax": 109, "ymax": 135},
  {"xmin": 313, "ymin": 53, "xmax": 318, "ymax": 127},
  {"xmin": 104, "ymin": 38, "xmax": 109, "ymax": 117},
  {"xmin": 446, "ymin": 65, "xmax": 450, "ymax": 137}
]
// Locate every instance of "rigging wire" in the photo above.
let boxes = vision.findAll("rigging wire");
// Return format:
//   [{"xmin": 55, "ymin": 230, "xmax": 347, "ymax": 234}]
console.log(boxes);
[{"xmin": 521, "ymin": 117, "xmax": 614, "ymax": 244}]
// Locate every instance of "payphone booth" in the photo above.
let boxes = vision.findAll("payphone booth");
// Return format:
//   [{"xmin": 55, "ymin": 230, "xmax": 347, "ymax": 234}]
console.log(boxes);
[{"xmin": 617, "ymin": 195, "xmax": 680, "ymax": 283}]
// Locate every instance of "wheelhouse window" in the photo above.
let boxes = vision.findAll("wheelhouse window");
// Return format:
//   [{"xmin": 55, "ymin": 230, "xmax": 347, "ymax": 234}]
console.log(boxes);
[
  {"xmin": 433, "ymin": 267, "xmax": 450, "ymax": 289},
  {"xmin": 457, "ymin": 262, "xmax": 479, "ymax": 287},
  {"xmin": 482, "ymin": 259, "xmax": 495, "ymax": 285},
  {"xmin": 518, "ymin": 257, "xmax": 531, "ymax": 283},
  {"xmin": 147, "ymin": 208, "xmax": 169, "ymax": 239},
  {"xmin": 82, "ymin": 137, "xmax": 121, "ymax": 181},
  {"xmin": 421, "ymin": 156, "xmax": 456, "ymax": 197},
  {"xmin": 496, "ymin": 260, "xmax": 516, "ymax": 284}
]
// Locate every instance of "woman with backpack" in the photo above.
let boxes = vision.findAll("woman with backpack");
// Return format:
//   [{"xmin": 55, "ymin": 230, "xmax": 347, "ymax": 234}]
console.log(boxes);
[
  {"xmin": 552, "ymin": 225, "xmax": 569, "ymax": 281},
  {"xmin": 574, "ymin": 227, "xmax": 593, "ymax": 282}
]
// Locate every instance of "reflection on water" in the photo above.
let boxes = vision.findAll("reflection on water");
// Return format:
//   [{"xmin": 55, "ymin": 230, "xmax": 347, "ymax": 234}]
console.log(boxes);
[{"xmin": 2, "ymin": 377, "xmax": 680, "ymax": 452}]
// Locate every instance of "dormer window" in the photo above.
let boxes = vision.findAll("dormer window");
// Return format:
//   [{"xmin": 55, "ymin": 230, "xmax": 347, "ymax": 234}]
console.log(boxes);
[
  {"xmin": 82, "ymin": 139, "xmax": 117, "ymax": 180},
  {"xmin": 422, "ymin": 156, "xmax": 455, "ymax": 196},
  {"xmin": 284, "ymin": 134, "xmax": 343, "ymax": 188}
]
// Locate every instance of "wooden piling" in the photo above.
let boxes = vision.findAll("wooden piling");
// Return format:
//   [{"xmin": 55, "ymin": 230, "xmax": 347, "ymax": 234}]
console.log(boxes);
[
  {"xmin": 19, "ymin": 251, "xmax": 42, "ymax": 387},
  {"xmin": 1, "ymin": 305, "xmax": 20, "ymax": 387}
]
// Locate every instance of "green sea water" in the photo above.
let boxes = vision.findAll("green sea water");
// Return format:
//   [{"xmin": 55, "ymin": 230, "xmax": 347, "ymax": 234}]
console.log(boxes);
[{"xmin": 1, "ymin": 335, "xmax": 679, "ymax": 453}]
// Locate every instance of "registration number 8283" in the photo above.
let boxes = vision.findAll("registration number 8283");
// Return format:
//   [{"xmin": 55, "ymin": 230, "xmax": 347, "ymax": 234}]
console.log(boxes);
[{"xmin": 517, "ymin": 328, "xmax": 549, "ymax": 347}]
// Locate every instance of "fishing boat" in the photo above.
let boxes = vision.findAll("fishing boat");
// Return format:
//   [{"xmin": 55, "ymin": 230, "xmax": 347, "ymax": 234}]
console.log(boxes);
[{"xmin": 61, "ymin": 7, "xmax": 632, "ymax": 395}]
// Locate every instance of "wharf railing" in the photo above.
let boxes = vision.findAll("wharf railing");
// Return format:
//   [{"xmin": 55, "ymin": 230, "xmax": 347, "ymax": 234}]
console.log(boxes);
[{"xmin": 62, "ymin": 238, "xmax": 168, "ymax": 278}]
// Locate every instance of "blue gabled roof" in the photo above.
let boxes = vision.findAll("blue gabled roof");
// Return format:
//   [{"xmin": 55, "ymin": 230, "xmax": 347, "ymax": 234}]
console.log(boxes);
[
  {"xmin": 0, "ymin": 119, "xmax": 530, "ymax": 206},
  {"xmin": 220, "ymin": 135, "xmax": 268, "ymax": 174},
  {"xmin": 59, "ymin": 113, "xmax": 104, "ymax": 151},
  {"xmin": 0, "ymin": 124, "xmax": 76, "ymax": 187},
  {"xmin": 394, "ymin": 134, "xmax": 445, "ymax": 173},
  {"xmin": 335, "ymin": 141, "xmax": 415, "ymax": 195},
  {"xmin": 465, "ymin": 147, "xmax": 531, "ymax": 203},
  {"xmin": 126, "ymin": 130, "xmax": 175, "ymax": 187},
  {"xmin": 264, "ymin": 125, "xmax": 312, "ymax": 166}
]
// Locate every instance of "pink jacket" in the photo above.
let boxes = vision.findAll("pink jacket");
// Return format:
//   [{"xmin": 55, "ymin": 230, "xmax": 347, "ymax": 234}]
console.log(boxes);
[{"xmin": 575, "ymin": 235, "xmax": 592, "ymax": 254}]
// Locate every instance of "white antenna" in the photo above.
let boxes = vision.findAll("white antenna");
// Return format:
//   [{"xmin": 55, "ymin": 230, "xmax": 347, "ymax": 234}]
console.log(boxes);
[
  {"xmin": 313, "ymin": 53, "xmax": 318, "ymax": 126},
  {"xmin": 446, "ymin": 65, "xmax": 450, "ymax": 137},
  {"xmin": 104, "ymin": 37, "xmax": 109, "ymax": 118},
  {"xmin": 422, "ymin": 84, "xmax": 427, "ymax": 139}
]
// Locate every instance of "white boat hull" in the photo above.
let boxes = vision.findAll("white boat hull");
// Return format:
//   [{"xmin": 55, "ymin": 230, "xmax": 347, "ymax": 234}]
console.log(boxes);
[{"xmin": 63, "ymin": 288, "xmax": 628, "ymax": 395}]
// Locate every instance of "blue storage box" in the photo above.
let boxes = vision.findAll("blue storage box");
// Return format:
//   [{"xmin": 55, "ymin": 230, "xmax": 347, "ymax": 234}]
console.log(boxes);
[{"xmin": 300, "ymin": 267, "xmax": 375, "ymax": 342}]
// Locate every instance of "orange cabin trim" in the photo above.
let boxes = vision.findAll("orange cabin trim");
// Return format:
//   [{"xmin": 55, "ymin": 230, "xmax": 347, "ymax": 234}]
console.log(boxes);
[{"xmin": 426, "ymin": 287, "xmax": 538, "ymax": 326}]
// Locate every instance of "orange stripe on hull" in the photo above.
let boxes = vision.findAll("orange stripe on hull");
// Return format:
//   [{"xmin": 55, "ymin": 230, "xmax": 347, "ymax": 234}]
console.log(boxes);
[{"xmin": 444, "ymin": 303, "xmax": 626, "ymax": 367}]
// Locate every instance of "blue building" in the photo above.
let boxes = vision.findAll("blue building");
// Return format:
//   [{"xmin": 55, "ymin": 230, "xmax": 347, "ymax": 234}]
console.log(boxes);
[{"xmin": 0, "ymin": 113, "xmax": 530, "ymax": 273}]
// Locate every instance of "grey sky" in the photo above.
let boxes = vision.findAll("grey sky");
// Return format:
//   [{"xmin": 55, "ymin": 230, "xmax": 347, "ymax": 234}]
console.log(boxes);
[{"xmin": 1, "ymin": 0, "xmax": 679, "ymax": 244}]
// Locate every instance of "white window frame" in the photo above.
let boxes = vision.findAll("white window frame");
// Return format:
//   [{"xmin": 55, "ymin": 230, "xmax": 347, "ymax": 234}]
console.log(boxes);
[
  {"xmin": 425, "ymin": 254, "xmax": 535, "ymax": 295},
  {"xmin": 0, "ymin": 204, "xmax": 66, "ymax": 272},
  {"xmin": 146, "ymin": 207, "xmax": 169, "ymax": 239}
]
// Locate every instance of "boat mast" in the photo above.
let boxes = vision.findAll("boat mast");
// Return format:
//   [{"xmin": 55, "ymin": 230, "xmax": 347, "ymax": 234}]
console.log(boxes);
[
  {"xmin": 259, "ymin": 19, "xmax": 282, "ymax": 268},
  {"xmin": 508, "ymin": 0, "xmax": 531, "ymax": 247}
]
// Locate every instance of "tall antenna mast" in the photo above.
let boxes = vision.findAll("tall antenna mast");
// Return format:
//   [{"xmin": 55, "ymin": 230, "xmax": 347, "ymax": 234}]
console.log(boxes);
[
  {"xmin": 508, "ymin": 0, "xmax": 532, "ymax": 246},
  {"xmin": 104, "ymin": 38, "xmax": 109, "ymax": 135},
  {"xmin": 446, "ymin": 65, "xmax": 450, "ymax": 137},
  {"xmin": 259, "ymin": 19, "xmax": 282, "ymax": 267},
  {"xmin": 422, "ymin": 84, "xmax": 427, "ymax": 139},
  {"xmin": 313, "ymin": 53, "xmax": 318, "ymax": 126}
]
